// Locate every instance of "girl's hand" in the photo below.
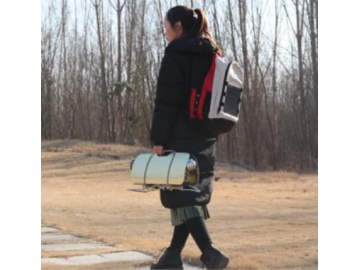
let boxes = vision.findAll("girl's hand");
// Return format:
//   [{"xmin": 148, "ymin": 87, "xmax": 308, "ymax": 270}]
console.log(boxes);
[{"xmin": 153, "ymin": 145, "xmax": 164, "ymax": 155}]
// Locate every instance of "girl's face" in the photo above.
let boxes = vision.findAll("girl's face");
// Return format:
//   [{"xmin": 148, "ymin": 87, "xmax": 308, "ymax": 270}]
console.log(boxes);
[{"xmin": 164, "ymin": 17, "xmax": 183, "ymax": 42}]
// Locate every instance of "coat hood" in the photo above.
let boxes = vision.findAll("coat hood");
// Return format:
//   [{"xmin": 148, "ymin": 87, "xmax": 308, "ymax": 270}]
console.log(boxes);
[{"xmin": 165, "ymin": 37, "xmax": 217, "ymax": 54}]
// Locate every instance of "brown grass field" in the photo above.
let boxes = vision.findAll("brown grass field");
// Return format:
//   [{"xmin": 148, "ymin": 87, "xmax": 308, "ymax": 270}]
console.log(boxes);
[{"xmin": 41, "ymin": 140, "xmax": 318, "ymax": 269}]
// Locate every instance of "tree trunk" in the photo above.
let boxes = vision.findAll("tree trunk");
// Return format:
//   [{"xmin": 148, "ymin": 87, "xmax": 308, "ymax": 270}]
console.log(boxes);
[{"xmin": 94, "ymin": 0, "xmax": 110, "ymax": 142}]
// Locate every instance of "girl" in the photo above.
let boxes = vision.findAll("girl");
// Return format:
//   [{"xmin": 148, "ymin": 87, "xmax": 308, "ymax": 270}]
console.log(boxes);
[{"xmin": 150, "ymin": 5, "xmax": 229, "ymax": 269}]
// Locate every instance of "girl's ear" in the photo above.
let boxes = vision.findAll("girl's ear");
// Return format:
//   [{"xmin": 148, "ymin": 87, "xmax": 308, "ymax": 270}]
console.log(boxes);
[{"xmin": 174, "ymin": 21, "xmax": 182, "ymax": 30}]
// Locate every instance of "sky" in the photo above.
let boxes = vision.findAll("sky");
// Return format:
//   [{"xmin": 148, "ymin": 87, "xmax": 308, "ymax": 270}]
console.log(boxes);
[{"xmin": 40, "ymin": 0, "xmax": 298, "ymax": 72}]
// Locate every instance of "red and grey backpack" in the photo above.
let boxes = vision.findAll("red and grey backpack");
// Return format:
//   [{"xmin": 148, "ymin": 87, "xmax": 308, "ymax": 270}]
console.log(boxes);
[{"xmin": 188, "ymin": 53, "xmax": 243, "ymax": 138}]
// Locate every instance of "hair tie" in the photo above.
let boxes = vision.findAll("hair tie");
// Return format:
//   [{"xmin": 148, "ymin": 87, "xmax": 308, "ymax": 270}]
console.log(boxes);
[{"xmin": 193, "ymin": 9, "xmax": 198, "ymax": 19}]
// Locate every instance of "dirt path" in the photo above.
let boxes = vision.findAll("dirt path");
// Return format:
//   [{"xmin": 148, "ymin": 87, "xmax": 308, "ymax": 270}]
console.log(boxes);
[{"xmin": 41, "ymin": 140, "xmax": 318, "ymax": 269}]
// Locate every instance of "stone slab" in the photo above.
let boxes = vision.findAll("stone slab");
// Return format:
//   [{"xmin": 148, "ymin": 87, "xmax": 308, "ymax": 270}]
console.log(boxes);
[
  {"xmin": 41, "ymin": 243, "xmax": 107, "ymax": 251},
  {"xmin": 67, "ymin": 254, "xmax": 110, "ymax": 265},
  {"xmin": 182, "ymin": 263, "xmax": 203, "ymax": 270},
  {"xmin": 41, "ymin": 227, "xmax": 59, "ymax": 233},
  {"xmin": 101, "ymin": 251, "xmax": 153, "ymax": 261},
  {"xmin": 41, "ymin": 234, "xmax": 79, "ymax": 242},
  {"xmin": 137, "ymin": 263, "xmax": 202, "ymax": 270},
  {"xmin": 41, "ymin": 252, "xmax": 202, "ymax": 268},
  {"xmin": 41, "ymin": 251, "xmax": 152, "ymax": 266},
  {"xmin": 41, "ymin": 258, "xmax": 78, "ymax": 265}
]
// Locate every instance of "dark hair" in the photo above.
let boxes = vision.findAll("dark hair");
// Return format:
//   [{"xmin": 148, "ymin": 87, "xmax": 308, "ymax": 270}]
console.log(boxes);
[{"xmin": 166, "ymin": 5, "xmax": 222, "ymax": 55}]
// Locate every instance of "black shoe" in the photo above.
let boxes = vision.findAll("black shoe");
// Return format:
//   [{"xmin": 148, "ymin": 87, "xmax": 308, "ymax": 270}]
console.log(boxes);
[
  {"xmin": 150, "ymin": 247, "xmax": 184, "ymax": 269},
  {"xmin": 200, "ymin": 244, "xmax": 229, "ymax": 269}
]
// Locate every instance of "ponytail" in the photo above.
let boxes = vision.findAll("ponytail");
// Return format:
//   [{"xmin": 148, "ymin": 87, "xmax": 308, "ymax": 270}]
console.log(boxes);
[
  {"xmin": 166, "ymin": 6, "xmax": 222, "ymax": 55},
  {"xmin": 193, "ymin": 8, "xmax": 222, "ymax": 55}
]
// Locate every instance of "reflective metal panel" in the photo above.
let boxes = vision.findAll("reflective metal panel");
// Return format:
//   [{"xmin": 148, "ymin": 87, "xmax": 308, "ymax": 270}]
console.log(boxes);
[{"xmin": 130, "ymin": 152, "xmax": 190, "ymax": 186}]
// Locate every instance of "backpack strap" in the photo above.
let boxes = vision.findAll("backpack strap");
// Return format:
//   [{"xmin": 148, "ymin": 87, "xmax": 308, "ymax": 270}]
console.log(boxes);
[
  {"xmin": 189, "ymin": 53, "xmax": 217, "ymax": 119},
  {"xmin": 197, "ymin": 53, "xmax": 217, "ymax": 119},
  {"xmin": 189, "ymin": 54, "xmax": 200, "ymax": 119},
  {"xmin": 189, "ymin": 88, "xmax": 197, "ymax": 118}
]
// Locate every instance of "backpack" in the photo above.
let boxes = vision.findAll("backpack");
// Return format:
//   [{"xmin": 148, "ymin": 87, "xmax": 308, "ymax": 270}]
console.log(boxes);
[{"xmin": 188, "ymin": 53, "xmax": 243, "ymax": 138}]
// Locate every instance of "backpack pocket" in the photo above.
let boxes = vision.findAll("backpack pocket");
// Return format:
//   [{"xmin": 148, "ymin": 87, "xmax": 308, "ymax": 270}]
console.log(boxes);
[{"xmin": 221, "ymin": 83, "xmax": 242, "ymax": 119}]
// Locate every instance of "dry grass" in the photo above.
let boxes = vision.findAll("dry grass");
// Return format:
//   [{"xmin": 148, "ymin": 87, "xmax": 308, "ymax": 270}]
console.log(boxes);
[{"xmin": 41, "ymin": 140, "xmax": 318, "ymax": 269}]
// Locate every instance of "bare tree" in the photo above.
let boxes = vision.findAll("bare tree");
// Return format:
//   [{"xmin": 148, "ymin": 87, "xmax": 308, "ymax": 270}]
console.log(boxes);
[
  {"xmin": 238, "ymin": 0, "xmax": 253, "ymax": 166},
  {"xmin": 227, "ymin": 0, "xmax": 238, "ymax": 61},
  {"xmin": 41, "ymin": 0, "xmax": 318, "ymax": 171},
  {"xmin": 93, "ymin": 0, "xmax": 111, "ymax": 142},
  {"xmin": 262, "ymin": 0, "xmax": 281, "ymax": 170},
  {"xmin": 108, "ymin": 0, "xmax": 126, "ymax": 142}
]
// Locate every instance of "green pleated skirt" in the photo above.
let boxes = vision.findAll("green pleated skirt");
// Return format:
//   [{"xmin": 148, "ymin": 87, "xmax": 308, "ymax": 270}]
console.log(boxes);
[{"xmin": 170, "ymin": 205, "xmax": 210, "ymax": 226}]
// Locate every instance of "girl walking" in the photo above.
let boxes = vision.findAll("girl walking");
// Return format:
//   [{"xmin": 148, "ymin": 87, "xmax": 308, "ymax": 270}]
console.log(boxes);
[{"xmin": 150, "ymin": 5, "xmax": 229, "ymax": 269}]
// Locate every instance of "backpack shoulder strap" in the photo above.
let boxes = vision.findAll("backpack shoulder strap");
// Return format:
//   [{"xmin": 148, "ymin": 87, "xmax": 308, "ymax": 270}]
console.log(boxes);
[{"xmin": 188, "ymin": 53, "xmax": 217, "ymax": 119}]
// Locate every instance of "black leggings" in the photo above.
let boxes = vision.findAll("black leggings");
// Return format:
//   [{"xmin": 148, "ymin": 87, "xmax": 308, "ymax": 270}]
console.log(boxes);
[{"xmin": 170, "ymin": 216, "xmax": 212, "ymax": 253}]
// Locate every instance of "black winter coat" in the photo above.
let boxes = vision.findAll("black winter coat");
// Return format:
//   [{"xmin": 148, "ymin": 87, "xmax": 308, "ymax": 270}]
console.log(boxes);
[{"xmin": 150, "ymin": 37, "xmax": 218, "ymax": 208}]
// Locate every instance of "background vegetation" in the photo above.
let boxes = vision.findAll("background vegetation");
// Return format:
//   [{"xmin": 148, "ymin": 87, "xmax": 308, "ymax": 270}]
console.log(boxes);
[{"xmin": 41, "ymin": 0, "xmax": 318, "ymax": 171}]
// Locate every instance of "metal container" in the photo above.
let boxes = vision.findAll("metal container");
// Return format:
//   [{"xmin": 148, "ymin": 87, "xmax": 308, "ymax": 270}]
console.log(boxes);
[
  {"xmin": 185, "ymin": 158, "xmax": 199, "ymax": 186},
  {"xmin": 129, "ymin": 152, "xmax": 199, "ymax": 191}
]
